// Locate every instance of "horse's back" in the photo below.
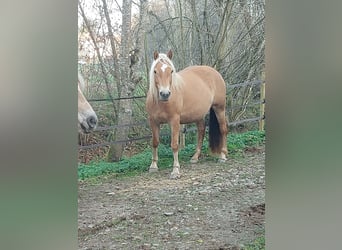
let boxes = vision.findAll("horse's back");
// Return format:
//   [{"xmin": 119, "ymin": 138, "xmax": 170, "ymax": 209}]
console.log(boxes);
[
  {"xmin": 173, "ymin": 65, "xmax": 226, "ymax": 123},
  {"xmin": 178, "ymin": 65, "xmax": 226, "ymax": 105}
]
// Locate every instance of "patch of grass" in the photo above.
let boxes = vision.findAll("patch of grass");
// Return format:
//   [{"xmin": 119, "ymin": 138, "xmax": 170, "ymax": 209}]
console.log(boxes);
[
  {"xmin": 228, "ymin": 130, "xmax": 265, "ymax": 154},
  {"xmin": 78, "ymin": 130, "xmax": 265, "ymax": 180},
  {"xmin": 244, "ymin": 235, "xmax": 265, "ymax": 250}
]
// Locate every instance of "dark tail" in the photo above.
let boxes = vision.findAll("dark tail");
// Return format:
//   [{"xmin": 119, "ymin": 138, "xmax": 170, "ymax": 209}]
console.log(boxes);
[{"xmin": 209, "ymin": 108, "xmax": 222, "ymax": 154}]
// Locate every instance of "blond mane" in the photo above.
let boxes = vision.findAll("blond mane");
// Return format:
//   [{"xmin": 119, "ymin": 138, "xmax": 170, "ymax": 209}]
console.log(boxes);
[
  {"xmin": 148, "ymin": 53, "xmax": 183, "ymax": 102},
  {"xmin": 78, "ymin": 72, "xmax": 85, "ymax": 91}
]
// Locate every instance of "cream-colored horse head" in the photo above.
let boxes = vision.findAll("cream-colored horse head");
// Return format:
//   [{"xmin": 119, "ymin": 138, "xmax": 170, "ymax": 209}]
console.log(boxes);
[
  {"xmin": 78, "ymin": 72, "xmax": 97, "ymax": 133},
  {"xmin": 149, "ymin": 50, "xmax": 181, "ymax": 103}
]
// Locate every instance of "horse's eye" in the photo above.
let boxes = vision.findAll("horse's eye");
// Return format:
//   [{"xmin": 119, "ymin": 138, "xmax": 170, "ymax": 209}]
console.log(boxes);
[
  {"xmin": 154, "ymin": 70, "xmax": 157, "ymax": 74},
  {"xmin": 171, "ymin": 70, "xmax": 173, "ymax": 73}
]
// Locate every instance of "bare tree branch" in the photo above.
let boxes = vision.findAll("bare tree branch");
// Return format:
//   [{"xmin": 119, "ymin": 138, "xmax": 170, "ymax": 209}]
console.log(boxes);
[{"xmin": 78, "ymin": 2, "xmax": 117, "ymax": 115}]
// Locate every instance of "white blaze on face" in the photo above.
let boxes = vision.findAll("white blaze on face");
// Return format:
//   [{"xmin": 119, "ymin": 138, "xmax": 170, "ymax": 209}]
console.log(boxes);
[{"xmin": 160, "ymin": 63, "xmax": 168, "ymax": 72}]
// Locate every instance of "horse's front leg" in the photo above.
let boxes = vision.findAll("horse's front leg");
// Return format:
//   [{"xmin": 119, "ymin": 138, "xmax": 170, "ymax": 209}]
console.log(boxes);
[
  {"xmin": 170, "ymin": 118, "xmax": 181, "ymax": 179},
  {"xmin": 149, "ymin": 120, "xmax": 160, "ymax": 172}
]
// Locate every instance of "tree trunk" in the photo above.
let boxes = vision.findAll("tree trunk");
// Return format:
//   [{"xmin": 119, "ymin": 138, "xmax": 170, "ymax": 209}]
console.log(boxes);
[
  {"xmin": 107, "ymin": 0, "xmax": 132, "ymax": 162},
  {"xmin": 107, "ymin": 0, "xmax": 148, "ymax": 162}
]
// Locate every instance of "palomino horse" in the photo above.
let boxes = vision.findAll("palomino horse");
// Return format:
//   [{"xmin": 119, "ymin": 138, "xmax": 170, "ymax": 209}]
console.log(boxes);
[
  {"xmin": 146, "ymin": 50, "xmax": 228, "ymax": 179},
  {"xmin": 78, "ymin": 72, "xmax": 98, "ymax": 133}
]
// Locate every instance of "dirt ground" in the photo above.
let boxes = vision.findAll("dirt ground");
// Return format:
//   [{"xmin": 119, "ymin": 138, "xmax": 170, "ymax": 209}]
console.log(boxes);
[{"xmin": 78, "ymin": 145, "xmax": 265, "ymax": 250}]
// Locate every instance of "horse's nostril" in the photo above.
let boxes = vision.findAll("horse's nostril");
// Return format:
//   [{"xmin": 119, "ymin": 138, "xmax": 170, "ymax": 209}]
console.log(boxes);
[
  {"xmin": 87, "ymin": 115, "xmax": 97, "ymax": 129},
  {"xmin": 160, "ymin": 91, "xmax": 170, "ymax": 98}
]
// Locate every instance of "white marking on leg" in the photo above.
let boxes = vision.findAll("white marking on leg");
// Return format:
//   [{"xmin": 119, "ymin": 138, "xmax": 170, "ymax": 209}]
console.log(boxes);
[
  {"xmin": 173, "ymin": 150, "xmax": 180, "ymax": 168},
  {"xmin": 170, "ymin": 150, "xmax": 181, "ymax": 179},
  {"xmin": 218, "ymin": 152, "xmax": 227, "ymax": 163},
  {"xmin": 149, "ymin": 161, "xmax": 158, "ymax": 172},
  {"xmin": 149, "ymin": 147, "xmax": 159, "ymax": 172}
]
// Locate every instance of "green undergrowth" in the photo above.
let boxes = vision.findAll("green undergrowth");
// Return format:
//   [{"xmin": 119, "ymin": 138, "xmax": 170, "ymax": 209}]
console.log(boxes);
[
  {"xmin": 244, "ymin": 235, "xmax": 265, "ymax": 250},
  {"xmin": 78, "ymin": 130, "xmax": 265, "ymax": 180}
]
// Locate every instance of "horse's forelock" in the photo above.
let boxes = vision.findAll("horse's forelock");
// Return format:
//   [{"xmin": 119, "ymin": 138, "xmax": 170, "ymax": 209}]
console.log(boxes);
[{"xmin": 157, "ymin": 54, "xmax": 175, "ymax": 71}]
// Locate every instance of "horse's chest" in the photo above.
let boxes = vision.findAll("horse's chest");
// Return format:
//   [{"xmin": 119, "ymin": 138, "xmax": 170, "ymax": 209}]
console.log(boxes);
[
  {"xmin": 149, "ymin": 104, "xmax": 179, "ymax": 123},
  {"xmin": 152, "ymin": 109, "xmax": 176, "ymax": 123}
]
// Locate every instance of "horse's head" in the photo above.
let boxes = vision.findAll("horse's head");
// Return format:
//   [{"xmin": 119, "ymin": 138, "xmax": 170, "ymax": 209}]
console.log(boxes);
[
  {"xmin": 150, "ymin": 50, "xmax": 175, "ymax": 102},
  {"xmin": 78, "ymin": 73, "xmax": 98, "ymax": 133}
]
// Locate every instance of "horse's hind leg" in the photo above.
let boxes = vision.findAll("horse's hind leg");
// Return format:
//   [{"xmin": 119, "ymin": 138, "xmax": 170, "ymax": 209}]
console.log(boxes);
[
  {"xmin": 212, "ymin": 106, "xmax": 228, "ymax": 162},
  {"xmin": 190, "ymin": 119, "xmax": 205, "ymax": 163}
]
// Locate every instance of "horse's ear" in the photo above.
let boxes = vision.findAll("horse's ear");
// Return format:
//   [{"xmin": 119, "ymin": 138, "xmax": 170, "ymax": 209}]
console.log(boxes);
[
  {"xmin": 167, "ymin": 50, "xmax": 173, "ymax": 59},
  {"xmin": 153, "ymin": 51, "xmax": 159, "ymax": 60}
]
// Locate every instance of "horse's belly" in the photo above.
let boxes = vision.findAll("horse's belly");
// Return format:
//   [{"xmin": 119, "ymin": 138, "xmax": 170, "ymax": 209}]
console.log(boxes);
[{"xmin": 180, "ymin": 105, "xmax": 210, "ymax": 124}]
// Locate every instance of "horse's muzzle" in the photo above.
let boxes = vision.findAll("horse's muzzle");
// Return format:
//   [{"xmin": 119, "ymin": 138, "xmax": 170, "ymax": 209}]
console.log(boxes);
[
  {"xmin": 87, "ymin": 115, "xmax": 98, "ymax": 129},
  {"xmin": 159, "ymin": 90, "xmax": 171, "ymax": 101},
  {"xmin": 81, "ymin": 115, "xmax": 98, "ymax": 133}
]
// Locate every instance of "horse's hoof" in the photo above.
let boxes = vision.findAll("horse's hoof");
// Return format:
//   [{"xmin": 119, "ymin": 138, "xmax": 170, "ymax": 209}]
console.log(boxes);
[
  {"xmin": 170, "ymin": 168, "xmax": 181, "ymax": 179},
  {"xmin": 190, "ymin": 158, "xmax": 198, "ymax": 164},
  {"xmin": 149, "ymin": 167, "xmax": 158, "ymax": 173},
  {"xmin": 170, "ymin": 172, "xmax": 181, "ymax": 179},
  {"xmin": 218, "ymin": 158, "xmax": 227, "ymax": 163}
]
